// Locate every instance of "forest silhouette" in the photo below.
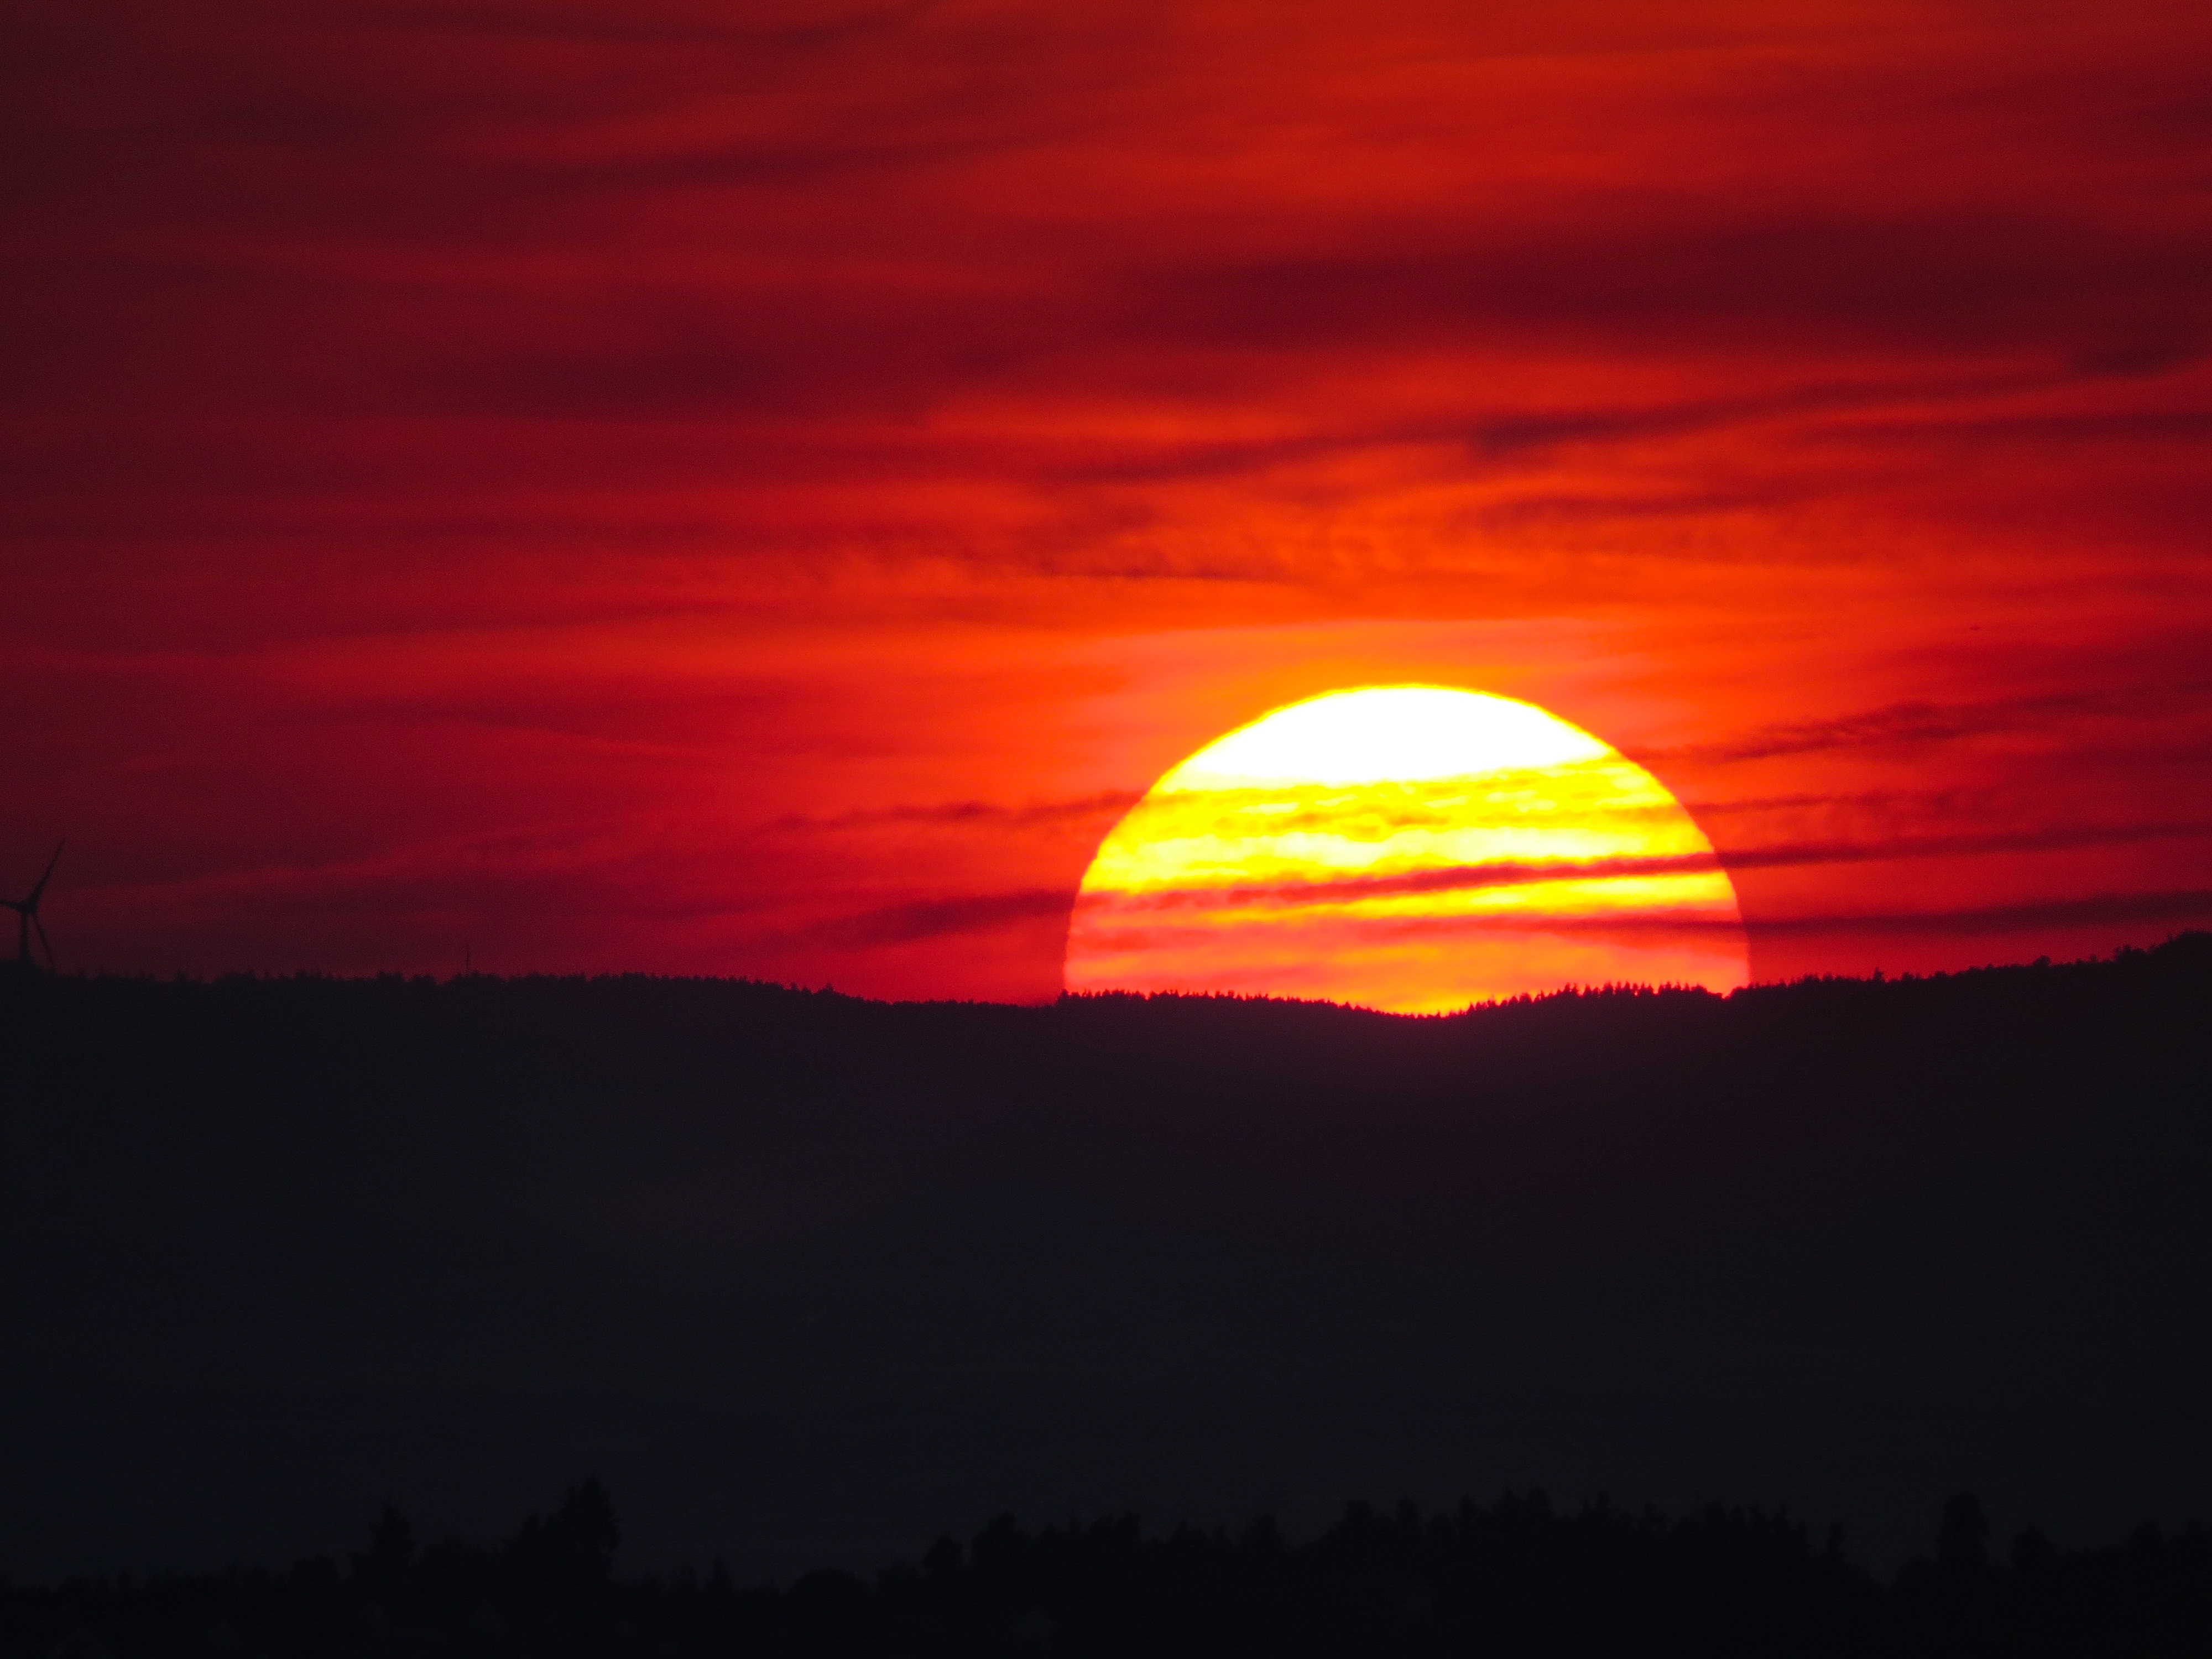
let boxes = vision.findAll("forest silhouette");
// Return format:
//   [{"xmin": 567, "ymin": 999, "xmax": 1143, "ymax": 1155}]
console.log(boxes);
[
  {"xmin": 2, "ymin": 936, "xmax": 2209, "ymax": 1605},
  {"xmin": 11, "ymin": 1481, "xmax": 2212, "ymax": 1657}
]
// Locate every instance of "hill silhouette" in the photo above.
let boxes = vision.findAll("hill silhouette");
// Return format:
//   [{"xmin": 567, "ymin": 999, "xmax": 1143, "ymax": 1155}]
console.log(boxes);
[{"xmin": 2, "ymin": 938, "xmax": 2209, "ymax": 1583}]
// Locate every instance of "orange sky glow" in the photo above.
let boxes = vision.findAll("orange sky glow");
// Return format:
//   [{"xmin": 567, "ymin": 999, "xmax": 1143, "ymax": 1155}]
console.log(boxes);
[{"xmin": 4, "ymin": 0, "xmax": 2210, "ymax": 1001}]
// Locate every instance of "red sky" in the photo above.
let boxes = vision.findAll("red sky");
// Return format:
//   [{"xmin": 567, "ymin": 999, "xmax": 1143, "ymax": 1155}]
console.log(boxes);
[{"xmin": 6, "ymin": 0, "xmax": 2210, "ymax": 1000}]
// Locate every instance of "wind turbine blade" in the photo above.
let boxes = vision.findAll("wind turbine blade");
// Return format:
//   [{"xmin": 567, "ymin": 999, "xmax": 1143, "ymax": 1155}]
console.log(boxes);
[
  {"xmin": 33, "ymin": 915, "xmax": 54, "ymax": 972},
  {"xmin": 28, "ymin": 841, "xmax": 64, "ymax": 906}
]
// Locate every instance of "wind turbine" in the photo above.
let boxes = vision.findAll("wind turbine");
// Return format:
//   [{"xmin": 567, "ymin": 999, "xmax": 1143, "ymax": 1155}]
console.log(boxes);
[{"xmin": 3, "ymin": 842, "xmax": 63, "ymax": 974}]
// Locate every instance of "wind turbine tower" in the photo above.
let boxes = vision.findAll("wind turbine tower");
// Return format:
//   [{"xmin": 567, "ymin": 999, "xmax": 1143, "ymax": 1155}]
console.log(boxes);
[{"xmin": 4, "ymin": 842, "xmax": 64, "ymax": 973}]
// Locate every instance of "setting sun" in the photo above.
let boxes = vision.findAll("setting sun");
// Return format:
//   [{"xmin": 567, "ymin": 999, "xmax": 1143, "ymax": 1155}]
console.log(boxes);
[{"xmin": 1065, "ymin": 687, "xmax": 1747, "ymax": 1012}]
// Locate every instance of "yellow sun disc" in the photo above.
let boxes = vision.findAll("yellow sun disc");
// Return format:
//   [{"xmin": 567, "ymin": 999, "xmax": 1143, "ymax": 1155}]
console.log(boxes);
[{"xmin": 1063, "ymin": 686, "xmax": 1748, "ymax": 1013}]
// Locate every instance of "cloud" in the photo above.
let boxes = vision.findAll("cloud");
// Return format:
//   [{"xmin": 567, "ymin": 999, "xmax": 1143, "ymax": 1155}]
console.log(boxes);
[
  {"xmin": 1751, "ymin": 889, "xmax": 2212, "ymax": 940},
  {"xmin": 1722, "ymin": 819, "xmax": 2212, "ymax": 869},
  {"xmin": 1075, "ymin": 814, "xmax": 2212, "ymax": 918},
  {"xmin": 1078, "ymin": 854, "xmax": 1729, "ymax": 916},
  {"xmin": 806, "ymin": 888, "xmax": 1072, "ymax": 948},
  {"xmin": 1662, "ymin": 685, "xmax": 2212, "ymax": 765},
  {"xmin": 1068, "ymin": 886, "xmax": 2212, "ymax": 969},
  {"xmin": 1199, "ymin": 888, "xmax": 2212, "ymax": 948},
  {"xmin": 755, "ymin": 791, "xmax": 1141, "ymax": 836},
  {"xmin": 1116, "ymin": 207, "xmax": 2212, "ymax": 362}
]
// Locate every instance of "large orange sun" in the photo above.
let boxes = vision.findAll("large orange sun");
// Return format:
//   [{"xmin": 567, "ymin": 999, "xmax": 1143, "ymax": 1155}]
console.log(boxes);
[{"xmin": 1064, "ymin": 686, "xmax": 1748, "ymax": 1012}]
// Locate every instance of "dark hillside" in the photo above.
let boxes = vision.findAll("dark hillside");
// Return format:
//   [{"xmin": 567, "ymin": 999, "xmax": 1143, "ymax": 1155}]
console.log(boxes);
[{"xmin": 2, "ymin": 939, "xmax": 2208, "ymax": 1580}]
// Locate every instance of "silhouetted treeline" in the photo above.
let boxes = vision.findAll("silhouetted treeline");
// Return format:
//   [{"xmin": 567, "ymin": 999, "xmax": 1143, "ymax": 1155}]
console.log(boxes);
[{"xmin": 14, "ymin": 1483, "xmax": 2212, "ymax": 1657}]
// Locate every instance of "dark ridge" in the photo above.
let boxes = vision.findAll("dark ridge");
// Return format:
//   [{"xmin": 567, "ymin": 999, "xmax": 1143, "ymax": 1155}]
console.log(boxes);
[{"xmin": 1, "ymin": 937, "xmax": 2208, "ymax": 1583}]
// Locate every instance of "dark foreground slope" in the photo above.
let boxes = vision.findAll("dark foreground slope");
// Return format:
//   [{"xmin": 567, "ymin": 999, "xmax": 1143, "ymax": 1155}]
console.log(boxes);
[{"xmin": 2, "ymin": 939, "xmax": 2208, "ymax": 1579}]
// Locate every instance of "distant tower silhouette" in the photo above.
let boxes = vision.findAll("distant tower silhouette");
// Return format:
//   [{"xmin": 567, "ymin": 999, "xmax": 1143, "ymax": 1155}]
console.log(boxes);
[{"xmin": 3, "ymin": 842, "xmax": 63, "ymax": 973}]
